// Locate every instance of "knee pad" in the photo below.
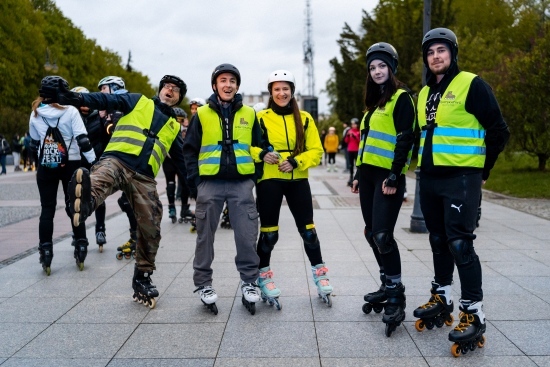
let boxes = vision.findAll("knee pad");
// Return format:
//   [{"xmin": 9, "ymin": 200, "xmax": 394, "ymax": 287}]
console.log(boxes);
[
  {"xmin": 363, "ymin": 227, "xmax": 376, "ymax": 250},
  {"xmin": 258, "ymin": 230, "xmax": 279, "ymax": 253},
  {"xmin": 166, "ymin": 181, "xmax": 176, "ymax": 201},
  {"xmin": 373, "ymin": 231, "xmax": 397, "ymax": 255},
  {"xmin": 300, "ymin": 228, "xmax": 320, "ymax": 250},
  {"xmin": 429, "ymin": 233, "xmax": 447, "ymax": 255},
  {"xmin": 448, "ymin": 239, "xmax": 477, "ymax": 266},
  {"xmin": 117, "ymin": 195, "xmax": 132, "ymax": 214}
]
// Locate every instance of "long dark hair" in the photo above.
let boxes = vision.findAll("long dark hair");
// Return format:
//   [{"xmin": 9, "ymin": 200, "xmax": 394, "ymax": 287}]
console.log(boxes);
[
  {"xmin": 267, "ymin": 96, "xmax": 305, "ymax": 157},
  {"xmin": 364, "ymin": 69, "xmax": 406, "ymax": 112}
]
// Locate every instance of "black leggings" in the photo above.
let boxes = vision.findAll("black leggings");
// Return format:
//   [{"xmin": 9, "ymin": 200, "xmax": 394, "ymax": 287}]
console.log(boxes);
[
  {"xmin": 327, "ymin": 153, "xmax": 336, "ymax": 165},
  {"xmin": 358, "ymin": 165, "xmax": 405, "ymax": 278},
  {"xmin": 162, "ymin": 157, "xmax": 189, "ymax": 205},
  {"xmin": 256, "ymin": 179, "xmax": 323, "ymax": 267},
  {"xmin": 36, "ymin": 160, "xmax": 87, "ymax": 243}
]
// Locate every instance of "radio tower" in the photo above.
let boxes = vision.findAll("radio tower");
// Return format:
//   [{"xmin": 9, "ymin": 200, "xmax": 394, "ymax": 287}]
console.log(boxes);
[{"xmin": 303, "ymin": 0, "xmax": 314, "ymax": 97}]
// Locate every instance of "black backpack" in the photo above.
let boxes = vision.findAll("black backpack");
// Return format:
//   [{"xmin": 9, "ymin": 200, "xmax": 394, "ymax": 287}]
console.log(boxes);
[{"xmin": 39, "ymin": 117, "xmax": 71, "ymax": 169}]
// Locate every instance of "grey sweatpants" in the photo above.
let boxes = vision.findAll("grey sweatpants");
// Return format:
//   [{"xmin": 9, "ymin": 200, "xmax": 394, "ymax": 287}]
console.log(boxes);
[{"xmin": 193, "ymin": 178, "xmax": 260, "ymax": 286}]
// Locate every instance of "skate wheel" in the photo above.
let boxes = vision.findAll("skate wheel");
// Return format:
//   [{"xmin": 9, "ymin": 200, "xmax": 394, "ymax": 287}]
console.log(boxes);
[
  {"xmin": 148, "ymin": 298, "xmax": 156, "ymax": 309},
  {"xmin": 275, "ymin": 299, "xmax": 282, "ymax": 311},
  {"xmin": 477, "ymin": 335, "xmax": 486, "ymax": 348},
  {"xmin": 445, "ymin": 314, "xmax": 454, "ymax": 326},
  {"xmin": 211, "ymin": 304, "xmax": 218, "ymax": 315},
  {"xmin": 362, "ymin": 303, "xmax": 372, "ymax": 314},
  {"xmin": 415, "ymin": 319, "xmax": 426, "ymax": 332},
  {"xmin": 435, "ymin": 317, "xmax": 445, "ymax": 328},
  {"xmin": 190, "ymin": 227, "xmax": 196, "ymax": 233},
  {"xmin": 178, "ymin": 218, "xmax": 184, "ymax": 223},
  {"xmin": 116, "ymin": 253, "xmax": 123, "ymax": 260},
  {"xmin": 426, "ymin": 321, "xmax": 434, "ymax": 330},
  {"xmin": 249, "ymin": 303, "xmax": 256, "ymax": 315},
  {"xmin": 73, "ymin": 213, "xmax": 81, "ymax": 228},
  {"xmin": 125, "ymin": 253, "xmax": 132, "ymax": 259},
  {"xmin": 45, "ymin": 267, "xmax": 51, "ymax": 276},
  {"xmin": 373, "ymin": 305, "xmax": 384, "ymax": 313},
  {"xmin": 131, "ymin": 252, "xmax": 136, "ymax": 259},
  {"xmin": 132, "ymin": 294, "xmax": 139, "ymax": 302},
  {"xmin": 78, "ymin": 262, "xmax": 84, "ymax": 271},
  {"xmin": 451, "ymin": 343, "xmax": 461, "ymax": 357},
  {"xmin": 385, "ymin": 323, "xmax": 396, "ymax": 337},
  {"xmin": 98, "ymin": 245, "xmax": 103, "ymax": 253},
  {"xmin": 76, "ymin": 168, "xmax": 84, "ymax": 183}
]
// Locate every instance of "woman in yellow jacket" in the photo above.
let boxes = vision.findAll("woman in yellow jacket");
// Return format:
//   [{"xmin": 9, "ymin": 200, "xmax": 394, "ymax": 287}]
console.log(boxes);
[
  {"xmin": 323, "ymin": 127, "xmax": 339, "ymax": 171},
  {"xmin": 256, "ymin": 70, "xmax": 333, "ymax": 309}
]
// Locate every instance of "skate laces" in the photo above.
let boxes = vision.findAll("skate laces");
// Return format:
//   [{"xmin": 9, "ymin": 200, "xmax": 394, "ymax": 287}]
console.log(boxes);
[
  {"xmin": 453, "ymin": 312, "xmax": 475, "ymax": 333},
  {"xmin": 419, "ymin": 294, "xmax": 443, "ymax": 309},
  {"xmin": 194, "ymin": 286, "xmax": 215, "ymax": 297},
  {"xmin": 259, "ymin": 270, "xmax": 278, "ymax": 290},
  {"xmin": 314, "ymin": 266, "xmax": 330, "ymax": 286},
  {"xmin": 242, "ymin": 282, "xmax": 259, "ymax": 295}
]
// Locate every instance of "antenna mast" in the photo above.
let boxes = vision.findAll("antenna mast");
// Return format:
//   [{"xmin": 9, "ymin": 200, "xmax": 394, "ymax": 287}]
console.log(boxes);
[{"xmin": 303, "ymin": 0, "xmax": 314, "ymax": 97}]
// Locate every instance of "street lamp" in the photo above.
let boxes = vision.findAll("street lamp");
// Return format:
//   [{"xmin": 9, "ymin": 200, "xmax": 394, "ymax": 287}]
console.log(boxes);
[{"xmin": 44, "ymin": 47, "xmax": 58, "ymax": 73}]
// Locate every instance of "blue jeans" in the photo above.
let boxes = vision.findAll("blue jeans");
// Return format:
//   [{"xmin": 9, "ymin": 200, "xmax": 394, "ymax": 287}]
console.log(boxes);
[{"xmin": 0, "ymin": 154, "xmax": 6, "ymax": 174}]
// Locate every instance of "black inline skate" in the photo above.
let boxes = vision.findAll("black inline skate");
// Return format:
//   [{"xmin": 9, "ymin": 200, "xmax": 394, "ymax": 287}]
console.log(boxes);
[
  {"xmin": 382, "ymin": 282, "xmax": 406, "ymax": 337},
  {"xmin": 220, "ymin": 205, "xmax": 231, "ymax": 229},
  {"xmin": 178, "ymin": 204, "xmax": 195, "ymax": 224},
  {"xmin": 449, "ymin": 300, "xmax": 486, "ymax": 357},
  {"xmin": 168, "ymin": 205, "xmax": 177, "ymax": 223},
  {"xmin": 38, "ymin": 242, "xmax": 53, "ymax": 276},
  {"xmin": 96, "ymin": 225, "xmax": 106, "ymax": 253},
  {"xmin": 132, "ymin": 265, "xmax": 159, "ymax": 309},
  {"xmin": 72, "ymin": 238, "xmax": 88, "ymax": 271},
  {"xmin": 194, "ymin": 285, "xmax": 219, "ymax": 315},
  {"xmin": 241, "ymin": 281, "xmax": 261, "ymax": 315},
  {"xmin": 413, "ymin": 282, "xmax": 454, "ymax": 332},
  {"xmin": 69, "ymin": 167, "xmax": 93, "ymax": 227},
  {"xmin": 116, "ymin": 235, "xmax": 136, "ymax": 260},
  {"xmin": 362, "ymin": 274, "xmax": 387, "ymax": 314}
]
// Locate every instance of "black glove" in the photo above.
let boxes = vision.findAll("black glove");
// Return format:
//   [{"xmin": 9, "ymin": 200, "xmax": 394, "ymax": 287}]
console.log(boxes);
[
  {"xmin": 384, "ymin": 173, "xmax": 398, "ymax": 188},
  {"xmin": 39, "ymin": 79, "xmax": 83, "ymax": 107}
]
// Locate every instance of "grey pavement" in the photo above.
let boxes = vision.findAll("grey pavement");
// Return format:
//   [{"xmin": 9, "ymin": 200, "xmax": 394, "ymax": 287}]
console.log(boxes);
[{"xmin": 0, "ymin": 158, "xmax": 549, "ymax": 366}]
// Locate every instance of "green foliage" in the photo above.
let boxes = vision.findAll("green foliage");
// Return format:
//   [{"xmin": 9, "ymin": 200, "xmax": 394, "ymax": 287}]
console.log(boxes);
[{"xmin": 0, "ymin": 0, "xmax": 155, "ymax": 137}]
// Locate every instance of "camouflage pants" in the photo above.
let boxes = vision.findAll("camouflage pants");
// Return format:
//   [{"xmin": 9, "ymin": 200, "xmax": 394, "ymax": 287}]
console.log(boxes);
[{"xmin": 90, "ymin": 158, "xmax": 162, "ymax": 272}]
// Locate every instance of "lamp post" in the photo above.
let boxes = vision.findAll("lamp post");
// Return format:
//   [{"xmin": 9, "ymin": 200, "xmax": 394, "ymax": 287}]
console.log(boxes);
[
  {"xmin": 410, "ymin": 0, "xmax": 430, "ymax": 233},
  {"xmin": 44, "ymin": 47, "xmax": 58, "ymax": 73}
]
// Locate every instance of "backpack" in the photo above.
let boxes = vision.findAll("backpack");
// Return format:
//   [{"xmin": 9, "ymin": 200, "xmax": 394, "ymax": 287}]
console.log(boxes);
[
  {"xmin": 39, "ymin": 117, "xmax": 71, "ymax": 169},
  {"xmin": 0, "ymin": 138, "xmax": 10, "ymax": 155}
]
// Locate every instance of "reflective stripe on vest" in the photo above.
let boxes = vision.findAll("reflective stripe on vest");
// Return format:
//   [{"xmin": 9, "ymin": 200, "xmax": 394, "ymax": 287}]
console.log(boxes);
[
  {"xmin": 417, "ymin": 71, "xmax": 486, "ymax": 168},
  {"xmin": 197, "ymin": 105, "xmax": 255, "ymax": 176},
  {"xmin": 104, "ymin": 95, "xmax": 180, "ymax": 176},
  {"xmin": 356, "ymin": 89, "xmax": 413, "ymax": 173}
]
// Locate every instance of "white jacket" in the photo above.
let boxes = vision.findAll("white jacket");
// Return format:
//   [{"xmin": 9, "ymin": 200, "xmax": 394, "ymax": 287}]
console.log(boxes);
[{"xmin": 29, "ymin": 104, "xmax": 95, "ymax": 164}]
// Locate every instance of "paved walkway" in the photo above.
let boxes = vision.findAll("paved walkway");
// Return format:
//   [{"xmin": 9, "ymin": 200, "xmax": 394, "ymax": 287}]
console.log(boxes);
[{"xmin": 0, "ymin": 160, "xmax": 549, "ymax": 366}]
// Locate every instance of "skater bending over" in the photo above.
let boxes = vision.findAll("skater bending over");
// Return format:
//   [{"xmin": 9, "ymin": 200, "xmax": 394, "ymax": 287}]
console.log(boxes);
[
  {"xmin": 30, "ymin": 76, "xmax": 96, "ymax": 275},
  {"xmin": 351, "ymin": 43, "xmax": 415, "ymax": 337},
  {"xmin": 40, "ymin": 74, "xmax": 189, "ymax": 309},
  {"xmin": 415, "ymin": 28, "xmax": 509, "ymax": 356},
  {"xmin": 256, "ymin": 70, "xmax": 332, "ymax": 309},
  {"xmin": 183, "ymin": 64, "xmax": 264, "ymax": 315}
]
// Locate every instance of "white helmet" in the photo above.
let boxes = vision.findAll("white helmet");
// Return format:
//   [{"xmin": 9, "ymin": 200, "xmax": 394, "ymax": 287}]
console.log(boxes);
[
  {"xmin": 97, "ymin": 76, "xmax": 125, "ymax": 91},
  {"xmin": 267, "ymin": 69, "xmax": 295, "ymax": 94},
  {"xmin": 71, "ymin": 86, "xmax": 89, "ymax": 93},
  {"xmin": 253, "ymin": 102, "xmax": 266, "ymax": 113},
  {"xmin": 189, "ymin": 97, "xmax": 206, "ymax": 107}
]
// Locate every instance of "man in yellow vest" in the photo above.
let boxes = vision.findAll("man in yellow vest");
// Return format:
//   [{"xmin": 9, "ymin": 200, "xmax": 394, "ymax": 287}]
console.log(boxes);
[
  {"xmin": 183, "ymin": 63, "xmax": 265, "ymax": 315},
  {"xmin": 413, "ymin": 28, "xmax": 510, "ymax": 356},
  {"xmin": 39, "ymin": 74, "xmax": 188, "ymax": 310}
]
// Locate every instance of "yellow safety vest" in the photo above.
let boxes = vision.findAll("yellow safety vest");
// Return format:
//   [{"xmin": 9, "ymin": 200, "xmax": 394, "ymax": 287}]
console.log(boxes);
[
  {"xmin": 417, "ymin": 72, "xmax": 486, "ymax": 168},
  {"xmin": 356, "ymin": 89, "xmax": 414, "ymax": 174},
  {"xmin": 197, "ymin": 105, "xmax": 256, "ymax": 176},
  {"xmin": 104, "ymin": 96, "xmax": 180, "ymax": 176}
]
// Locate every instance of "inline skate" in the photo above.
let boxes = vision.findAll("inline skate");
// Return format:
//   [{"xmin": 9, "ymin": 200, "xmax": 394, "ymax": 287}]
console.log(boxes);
[
  {"xmin": 257, "ymin": 266, "xmax": 282, "ymax": 310},
  {"xmin": 178, "ymin": 204, "xmax": 195, "ymax": 224},
  {"xmin": 38, "ymin": 242, "xmax": 53, "ymax": 276},
  {"xmin": 382, "ymin": 282, "xmax": 406, "ymax": 337},
  {"xmin": 220, "ymin": 205, "xmax": 231, "ymax": 229},
  {"xmin": 70, "ymin": 167, "xmax": 92, "ymax": 227},
  {"xmin": 241, "ymin": 281, "xmax": 261, "ymax": 315},
  {"xmin": 116, "ymin": 236, "xmax": 136, "ymax": 260},
  {"xmin": 363, "ymin": 274, "xmax": 387, "ymax": 314},
  {"xmin": 95, "ymin": 225, "xmax": 106, "ymax": 253},
  {"xmin": 449, "ymin": 300, "xmax": 486, "ymax": 357},
  {"xmin": 312, "ymin": 263, "xmax": 333, "ymax": 307},
  {"xmin": 194, "ymin": 285, "xmax": 218, "ymax": 315},
  {"xmin": 413, "ymin": 282, "xmax": 454, "ymax": 332},
  {"xmin": 132, "ymin": 265, "xmax": 159, "ymax": 309},
  {"xmin": 168, "ymin": 205, "xmax": 177, "ymax": 223},
  {"xmin": 72, "ymin": 238, "xmax": 88, "ymax": 271}
]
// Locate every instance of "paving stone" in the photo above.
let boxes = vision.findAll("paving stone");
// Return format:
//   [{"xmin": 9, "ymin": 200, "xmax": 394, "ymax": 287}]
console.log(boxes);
[
  {"xmin": 425, "ymin": 355, "xmax": 539, "ymax": 367},
  {"xmin": 319, "ymin": 357, "xmax": 429, "ymax": 367},
  {"xmin": 1, "ymin": 358, "xmax": 110, "ymax": 367},
  {"xmin": 0, "ymin": 296, "xmax": 80, "ymax": 323},
  {"xmin": 492, "ymin": 320, "xmax": 550, "ymax": 355},
  {"xmin": 215, "ymin": 358, "xmax": 320, "ymax": 367},
  {"xmin": 0, "ymin": 323, "xmax": 50, "ymax": 357},
  {"xmin": 108, "ymin": 359, "xmax": 214, "ymax": 367}
]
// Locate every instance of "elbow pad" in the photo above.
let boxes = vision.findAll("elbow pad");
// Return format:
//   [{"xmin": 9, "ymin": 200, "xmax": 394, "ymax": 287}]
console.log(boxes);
[{"xmin": 76, "ymin": 134, "xmax": 93, "ymax": 153}]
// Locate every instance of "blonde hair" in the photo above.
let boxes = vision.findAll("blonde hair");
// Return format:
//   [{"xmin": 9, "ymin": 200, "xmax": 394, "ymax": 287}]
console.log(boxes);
[{"xmin": 32, "ymin": 97, "xmax": 66, "ymax": 117}]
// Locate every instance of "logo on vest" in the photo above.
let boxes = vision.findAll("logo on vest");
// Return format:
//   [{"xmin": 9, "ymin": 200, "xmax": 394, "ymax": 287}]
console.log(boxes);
[
  {"xmin": 239, "ymin": 118, "xmax": 248, "ymax": 125},
  {"xmin": 444, "ymin": 91, "xmax": 456, "ymax": 100}
]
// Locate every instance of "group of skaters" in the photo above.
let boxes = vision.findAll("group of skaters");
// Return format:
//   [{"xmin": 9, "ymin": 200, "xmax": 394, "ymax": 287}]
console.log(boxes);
[
  {"xmin": 32, "ymin": 26, "xmax": 509, "ymax": 357},
  {"xmin": 0, "ymin": 131, "xmax": 39, "ymax": 174}
]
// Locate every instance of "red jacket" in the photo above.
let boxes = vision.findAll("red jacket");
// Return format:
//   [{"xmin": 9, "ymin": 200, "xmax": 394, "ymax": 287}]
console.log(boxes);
[{"xmin": 344, "ymin": 127, "xmax": 360, "ymax": 153}]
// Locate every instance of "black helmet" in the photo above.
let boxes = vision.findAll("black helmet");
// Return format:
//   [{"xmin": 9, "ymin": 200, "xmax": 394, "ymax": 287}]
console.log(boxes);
[
  {"xmin": 41, "ymin": 75, "xmax": 69, "ymax": 90},
  {"xmin": 211, "ymin": 63, "xmax": 241, "ymax": 87},
  {"xmin": 159, "ymin": 75, "xmax": 187, "ymax": 104},
  {"xmin": 422, "ymin": 27, "xmax": 458, "ymax": 65},
  {"xmin": 172, "ymin": 107, "xmax": 187, "ymax": 118},
  {"xmin": 366, "ymin": 42, "xmax": 399, "ymax": 74}
]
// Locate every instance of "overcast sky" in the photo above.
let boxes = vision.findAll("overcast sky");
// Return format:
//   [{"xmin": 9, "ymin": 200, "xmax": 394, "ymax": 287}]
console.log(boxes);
[{"xmin": 53, "ymin": 0, "xmax": 378, "ymax": 114}]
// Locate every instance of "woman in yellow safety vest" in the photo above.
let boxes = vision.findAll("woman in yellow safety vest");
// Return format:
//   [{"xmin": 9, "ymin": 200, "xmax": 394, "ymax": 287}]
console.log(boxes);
[{"xmin": 351, "ymin": 42, "xmax": 415, "ymax": 337}]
